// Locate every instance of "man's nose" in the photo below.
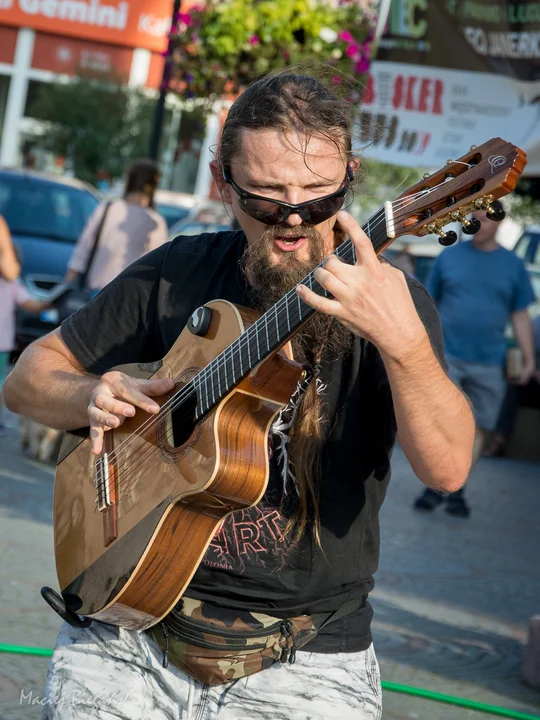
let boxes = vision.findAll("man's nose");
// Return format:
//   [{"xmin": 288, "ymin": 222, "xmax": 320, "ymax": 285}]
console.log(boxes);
[{"xmin": 284, "ymin": 213, "xmax": 304, "ymax": 227}]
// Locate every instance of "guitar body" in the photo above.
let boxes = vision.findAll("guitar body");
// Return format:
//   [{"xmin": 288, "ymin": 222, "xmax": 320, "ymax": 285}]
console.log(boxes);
[{"xmin": 53, "ymin": 300, "xmax": 303, "ymax": 630}]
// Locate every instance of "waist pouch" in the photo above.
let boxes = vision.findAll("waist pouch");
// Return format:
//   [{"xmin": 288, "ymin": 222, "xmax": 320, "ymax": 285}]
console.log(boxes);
[{"xmin": 146, "ymin": 596, "xmax": 363, "ymax": 686}]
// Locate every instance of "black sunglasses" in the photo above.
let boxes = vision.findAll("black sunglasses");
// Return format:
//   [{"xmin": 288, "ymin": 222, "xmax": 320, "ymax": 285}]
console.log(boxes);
[{"xmin": 222, "ymin": 166, "xmax": 354, "ymax": 226}]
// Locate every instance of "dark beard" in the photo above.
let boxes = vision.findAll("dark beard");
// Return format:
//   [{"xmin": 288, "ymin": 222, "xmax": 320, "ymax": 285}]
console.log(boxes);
[{"xmin": 241, "ymin": 223, "xmax": 354, "ymax": 365}]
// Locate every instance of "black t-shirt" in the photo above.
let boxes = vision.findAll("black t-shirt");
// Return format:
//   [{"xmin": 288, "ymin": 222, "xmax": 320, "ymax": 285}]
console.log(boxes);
[{"xmin": 61, "ymin": 231, "xmax": 445, "ymax": 653}]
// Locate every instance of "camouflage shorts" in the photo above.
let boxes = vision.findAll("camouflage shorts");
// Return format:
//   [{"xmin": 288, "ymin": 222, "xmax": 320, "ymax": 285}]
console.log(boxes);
[{"xmin": 146, "ymin": 597, "xmax": 319, "ymax": 686}]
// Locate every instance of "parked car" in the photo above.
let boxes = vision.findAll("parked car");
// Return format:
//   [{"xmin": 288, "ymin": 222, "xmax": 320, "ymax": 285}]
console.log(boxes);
[
  {"xmin": 171, "ymin": 221, "xmax": 232, "ymax": 237},
  {"xmin": 0, "ymin": 168, "xmax": 99, "ymax": 350},
  {"xmin": 154, "ymin": 189, "xmax": 202, "ymax": 229},
  {"xmin": 384, "ymin": 235, "xmax": 445, "ymax": 285},
  {"xmin": 513, "ymin": 225, "xmax": 540, "ymax": 267},
  {"xmin": 512, "ymin": 225, "xmax": 540, "ymax": 317},
  {"xmin": 168, "ymin": 200, "xmax": 232, "ymax": 240}
]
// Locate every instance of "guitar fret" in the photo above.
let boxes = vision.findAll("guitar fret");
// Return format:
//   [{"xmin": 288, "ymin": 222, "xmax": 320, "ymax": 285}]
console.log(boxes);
[
  {"xmin": 237, "ymin": 337, "xmax": 244, "ymax": 376},
  {"xmin": 204, "ymin": 371, "xmax": 210, "ymax": 412},
  {"xmin": 274, "ymin": 304, "xmax": 280, "ymax": 343},
  {"xmin": 263, "ymin": 314, "xmax": 269, "ymax": 352},
  {"xmin": 216, "ymin": 359, "xmax": 222, "ymax": 397},
  {"xmin": 255, "ymin": 325, "xmax": 261, "ymax": 362},
  {"xmin": 228, "ymin": 351, "xmax": 237, "ymax": 386}
]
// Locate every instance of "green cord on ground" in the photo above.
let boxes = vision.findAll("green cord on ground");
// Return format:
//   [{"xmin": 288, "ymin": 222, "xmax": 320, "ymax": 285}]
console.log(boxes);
[
  {"xmin": 0, "ymin": 644, "xmax": 538, "ymax": 719},
  {"xmin": 0, "ymin": 643, "xmax": 53, "ymax": 658},
  {"xmin": 381, "ymin": 681, "xmax": 540, "ymax": 720}
]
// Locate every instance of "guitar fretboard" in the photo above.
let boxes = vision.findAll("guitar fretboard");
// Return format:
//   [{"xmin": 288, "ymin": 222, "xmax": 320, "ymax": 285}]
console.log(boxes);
[{"xmin": 193, "ymin": 205, "xmax": 389, "ymax": 418}]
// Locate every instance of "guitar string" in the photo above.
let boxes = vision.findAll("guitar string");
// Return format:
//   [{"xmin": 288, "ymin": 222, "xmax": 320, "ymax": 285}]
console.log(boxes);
[
  {"xmin": 97, "ymin": 167, "xmax": 477, "ymax": 494},
  {"xmin": 95, "ymin": 181, "xmax": 446, "ymax": 472},
  {"xmin": 93, "ymin": 180, "xmax": 456, "ymax": 496},
  {"xmin": 95, "ymin": 188, "xmax": 456, "ymax": 499},
  {"xmin": 92, "ymin": 192, "xmax": 427, "ymax": 486}
]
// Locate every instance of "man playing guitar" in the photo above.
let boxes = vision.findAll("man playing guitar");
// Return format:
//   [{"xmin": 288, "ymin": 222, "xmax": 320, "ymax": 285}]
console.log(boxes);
[{"xmin": 5, "ymin": 72, "xmax": 474, "ymax": 719}]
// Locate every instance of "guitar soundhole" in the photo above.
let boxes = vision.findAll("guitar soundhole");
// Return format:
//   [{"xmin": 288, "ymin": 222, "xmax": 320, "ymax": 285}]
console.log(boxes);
[{"xmin": 166, "ymin": 391, "xmax": 197, "ymax": 448}]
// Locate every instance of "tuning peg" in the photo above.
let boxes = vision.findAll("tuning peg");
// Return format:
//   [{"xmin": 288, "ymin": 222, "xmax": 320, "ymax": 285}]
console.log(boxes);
[
  {"xmin": 437, "ymin": 230, "xmax": 458, "ymax": 246},
  {"xmin": 486, "ymin": 205, "xmax": 506, "ymax": 221},
  {"xmin": 462, "ymin": 217, "xmax": 481, "ymax": 235}
]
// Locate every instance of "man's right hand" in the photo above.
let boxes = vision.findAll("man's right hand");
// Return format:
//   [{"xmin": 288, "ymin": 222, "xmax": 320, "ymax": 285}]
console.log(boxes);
[{"xmin": 89, "ymin": 371, "xmax": 175, "ymax": 455}]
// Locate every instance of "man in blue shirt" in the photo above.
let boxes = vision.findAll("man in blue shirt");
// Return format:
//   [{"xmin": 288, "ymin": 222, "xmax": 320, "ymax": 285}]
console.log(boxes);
[{"xmin": 414, "ymin": 201, "xmax": 536, "ymax": 517}]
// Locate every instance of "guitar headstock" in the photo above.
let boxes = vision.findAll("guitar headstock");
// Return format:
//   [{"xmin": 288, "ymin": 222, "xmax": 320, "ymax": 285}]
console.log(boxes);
[{"xmin": 390, "ymin": 138, "xmax": 527, "ymax": 245}]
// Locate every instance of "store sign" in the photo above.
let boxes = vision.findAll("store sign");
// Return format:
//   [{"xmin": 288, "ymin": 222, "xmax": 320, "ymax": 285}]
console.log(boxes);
[
  {"xmin": 146, "ymin": 51, "xmax": 165, "ymax": 90},
  {"xmin": 32, "ymin": 32, "xmax": 133, "ymax": 77},
  {"xmin": 0, "ymin": 25, "xmax": 18, "ymax": 64},
  {"xmin": 0, "ymin": 0, "xmax": 173, "ymax": 52},
  {"xmin": 361, "ymin": 0, "xmax": 540, "ymax": 172}
]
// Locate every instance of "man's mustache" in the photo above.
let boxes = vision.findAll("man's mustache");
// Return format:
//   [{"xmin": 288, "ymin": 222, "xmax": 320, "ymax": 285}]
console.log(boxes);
[{"xmin": 261, "ymin": 224, "xmax": 321, "ymax": 241}]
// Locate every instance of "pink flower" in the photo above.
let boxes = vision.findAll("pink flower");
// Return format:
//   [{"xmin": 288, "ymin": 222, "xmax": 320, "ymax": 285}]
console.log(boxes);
[
  {"xmin": 249, "ymin": 35, "xmax": 260, "ymax": 45},
  {"xmin": 338, "ymin": 30, "xmax": 354, "ymax": 43},
  {"xmin": 345, "ymin": 43, "xmax": 359, "ymax": 57},
  {"xmin": 177, "ymin": 12, "xmax": 192, "ymax": 25},
  {"xmin": 332, "ymin": 75, "xmax": 342, "ymax": 85},
  {"xmin": 283, "ymin": 50, "xmax": 290, "ymax": 60},
  {"xmin": 360, "ymin": 43, "xmax": 372, "ymax": 57},
  {"xmin": 355, "ymin": 56, "xmax": 370, "ymax": 73}
]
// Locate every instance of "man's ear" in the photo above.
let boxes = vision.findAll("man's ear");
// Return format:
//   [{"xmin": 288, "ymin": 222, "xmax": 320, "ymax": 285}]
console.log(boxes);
[
  {"xmin": 210, "ymin": 160, "xmax": 233, "ymax": 204},
  {"xmin": 349, "ymin": 156, "xmax": 361, "ymax": 175}
]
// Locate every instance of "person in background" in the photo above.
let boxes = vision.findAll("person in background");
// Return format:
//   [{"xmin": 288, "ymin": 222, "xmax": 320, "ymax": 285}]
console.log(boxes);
[
  {"xmin": 0, "ymin": 215, "xmax": 20, "ymax": 282},
  {"xmin": 484, "ymin": 314, "xmax": 540, "ymax": 456},
  {"xmin": 414, "ymin": 201, "xmax": 536, "ymax": 517},
  {"xmin": 0, "ymin": 219, "xmax": 49, "ymax": 433},
  {"xmin": 65, "ymin": 158, "xmax": 168, "ymax": 292}
]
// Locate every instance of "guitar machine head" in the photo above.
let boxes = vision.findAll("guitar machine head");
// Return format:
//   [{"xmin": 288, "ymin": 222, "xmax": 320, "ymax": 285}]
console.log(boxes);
[{"xmin": 387, "ymin": 138, "xmax": 527, "ymax": 247}]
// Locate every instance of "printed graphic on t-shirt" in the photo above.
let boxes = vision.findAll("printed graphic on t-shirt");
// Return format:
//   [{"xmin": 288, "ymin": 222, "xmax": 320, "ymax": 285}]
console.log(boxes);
[{"xmin": 202, "ymin": 502, "xmax": 290, "ymax": 574}]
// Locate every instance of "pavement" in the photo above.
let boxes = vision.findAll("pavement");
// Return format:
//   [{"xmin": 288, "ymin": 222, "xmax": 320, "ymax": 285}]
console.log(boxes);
[{"xmin": 0, "ymin": 407, "xmax": 539, "ymax": 719}]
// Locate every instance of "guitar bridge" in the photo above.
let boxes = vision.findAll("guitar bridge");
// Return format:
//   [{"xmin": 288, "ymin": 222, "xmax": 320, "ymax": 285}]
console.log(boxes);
[
  {"xmin": 95, "ymin": 453, "xmax": 113, "ymax": 511},
  {"xmin": 95, "ymin": 451, "xmax": 118, "ymax": 546}
]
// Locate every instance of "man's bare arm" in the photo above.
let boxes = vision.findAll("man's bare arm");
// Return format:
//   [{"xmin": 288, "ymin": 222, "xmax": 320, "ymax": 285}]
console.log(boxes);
[
  {"xmin": 0, "ymin": 216, "xmax": 20, "ymax": 281},
  {"xmin": 511, "ymin": 309, "xmax": 535, "ymax": 384},
  {"xmin": 4, "ymin": 329, "xmax": 174, "ymax": 454},
  {"xmin": 4, "ymin": 329, "xmax": 98, "ymax": 429},
  {"xmin": 380, "ymin": 335, "xmax": 474, "ymax": 492}
]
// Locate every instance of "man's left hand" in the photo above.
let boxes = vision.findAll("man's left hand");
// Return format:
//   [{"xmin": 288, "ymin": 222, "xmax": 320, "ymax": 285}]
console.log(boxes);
[{"xmin": 296, "ymin": 211, "xmax": 426, "ymax": 360}]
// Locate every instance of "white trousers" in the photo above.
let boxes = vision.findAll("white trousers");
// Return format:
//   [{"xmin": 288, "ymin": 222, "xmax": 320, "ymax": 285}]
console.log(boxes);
[{"xmin": 41, "ymin": 621, "xmax": 383, "ymax": 720}]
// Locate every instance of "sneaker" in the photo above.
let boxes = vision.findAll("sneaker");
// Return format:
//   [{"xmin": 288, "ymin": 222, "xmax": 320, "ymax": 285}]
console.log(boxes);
[
  {"xmin": 445, "ymin": 490, "xmax": 470, "ymax": 518},
  {"xmin": 414, "ymin": 488, "xmax": 444, "ymax": 511}
]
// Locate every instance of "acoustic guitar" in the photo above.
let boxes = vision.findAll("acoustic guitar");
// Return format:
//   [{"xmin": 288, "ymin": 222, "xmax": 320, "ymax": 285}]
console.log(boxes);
[{"xmin": 42, "ymin": 138, "xmax": 526, "ymax": 630}]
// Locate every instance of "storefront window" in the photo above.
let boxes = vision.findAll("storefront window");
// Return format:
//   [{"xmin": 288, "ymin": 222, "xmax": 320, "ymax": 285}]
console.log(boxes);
[
  {"xmin": 0, "ymin": 75, "xmax": 11, "ymax": 142},
  {"xmin": 166, "ymin": 107, "xmax": 206, "ymax": 195}
]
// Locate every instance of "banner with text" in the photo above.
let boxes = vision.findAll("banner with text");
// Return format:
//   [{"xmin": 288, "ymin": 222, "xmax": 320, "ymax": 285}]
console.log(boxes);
[{"xmin": 361, "ymin": 0, "xmax": 540, "ymax": 173}]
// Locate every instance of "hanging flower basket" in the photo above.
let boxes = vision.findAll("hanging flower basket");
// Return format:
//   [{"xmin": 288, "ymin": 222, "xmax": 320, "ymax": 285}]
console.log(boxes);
[{"xmin": 166, "ymin": 0, "xmax": 377, "ymax": 101}]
